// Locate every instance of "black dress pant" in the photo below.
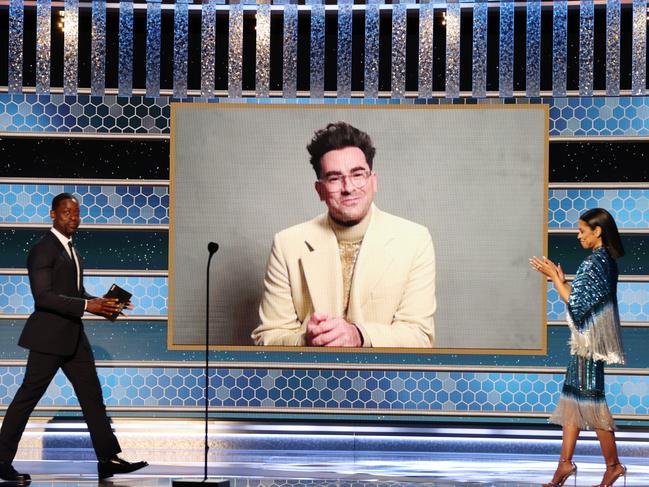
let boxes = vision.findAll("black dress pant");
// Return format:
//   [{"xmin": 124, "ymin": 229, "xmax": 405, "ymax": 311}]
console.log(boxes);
[{"xmin": 0, "ymin": 331, "xmax": 121, "ymax": 463}]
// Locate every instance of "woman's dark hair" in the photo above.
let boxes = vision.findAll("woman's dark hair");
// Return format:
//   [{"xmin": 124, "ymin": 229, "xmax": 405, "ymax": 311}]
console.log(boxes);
[
  {"xmin": 580, "ymin": 208, "xmax": 625, "ymax": 259},
  {"xmin": 307, "ymin": 122, "xmax": 376, "ymax": 178}
]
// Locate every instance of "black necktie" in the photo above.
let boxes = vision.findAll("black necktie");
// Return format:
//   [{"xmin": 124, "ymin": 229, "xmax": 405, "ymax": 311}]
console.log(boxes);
[{"xmin": 68, "ymin": 241, "xmax": 80, "ymax": 290}]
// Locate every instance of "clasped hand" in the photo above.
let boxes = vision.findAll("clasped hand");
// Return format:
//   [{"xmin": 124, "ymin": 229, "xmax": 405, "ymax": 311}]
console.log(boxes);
[{"xmin": 306, "ymin": 312, "xmax": 362, "ymax": 347}]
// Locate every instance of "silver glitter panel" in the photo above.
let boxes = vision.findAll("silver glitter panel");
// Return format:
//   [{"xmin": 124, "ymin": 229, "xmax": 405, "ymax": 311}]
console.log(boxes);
[
  {"xmin": 8, "ymin": 0, "xmax": 24, "ymax": 94},
  {"xmin": 525, "ymin": 0, "xmax": 541, "ymax": 97},
  {"xmin": 118, "ymin": 0, "xmax": 134, "ymax": 97},
  {"xmin": 632, "ymin": 0, "xmax": 647, "ymax": 95},
  {"xmin": 309, "ymin": 1, "xmax": 325, "ymax": 98},
  {"xmin": 228, "ymin": 3, "xmax": 244, "ymax": 98},
  {"xmin": 256, "ymin": 3, "xmax": 271, "ymax": 98},
  {"xmin": 63, "ymin": 0, "xmax": 79, "ymax": 95},
  {"xmin": 364, "ymin": 0, "xmax": 380, "ymax": 98},
  {"xmin": 552, "ymin": 0, "xmax": 567, "ymax": 96},
  {"xmin": 498, "ymin": 0, "xmax": 514, "ymax": 97},
  {"xmin": 91, "ymin": 0, "xmax": 106, "ymax": 96},
  {"xmin": 418, "ymin": 2, "xmax": 434, "ymax": 98},
  {"xmin": 173, "ymin": 0, "xmax": 189, "ymax": 98},
  {"xmin": 337, "ymin": 0, "xmax": 353, "ymax": 98},
  {"xmin": 282, "ymin": 3, "xmax": 298, "ymax": 98},
  {"xmin": 445, "ymin": 0, "xmax": 460, "ymax": 98},
  {"xmin": 146, "ymin": 0, "xmax": 162, "ymax": 98},
  {"xmin": 579, "ymin": 0, "xmax": 594, "ymax": 96},
  {"xmin": 606, "ymin": 0, "xmax": 620, "ymax": 96},
  {"xmin": 471, "ymin": 0, "xmax": 487, "ymax": 98},
  {"xmin": 201, "ymin": 0, "xmax": 217, "ymax": 97},
  {"xmin": 391, "ymin": 4, "xmax": 407, "ymax": 99},
  {"xmin": 36, "ymin": 0, "xmax": 51, "ymax": 94}
]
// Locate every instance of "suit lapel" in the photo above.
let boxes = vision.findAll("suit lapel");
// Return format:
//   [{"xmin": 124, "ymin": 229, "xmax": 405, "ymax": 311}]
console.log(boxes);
[
  {"xmin": 47, "ymin": 232, "xmax": 73, "ymax": 268},
  {"xmin": 47, "ymin": 231, "xmax": 81, "ymax": 290},
  {"xmin": 347, "ymin": 207, "xmax": 396, "ymax": 323},
  {"xmin": 300, "ymin": 215, "xmax": 344, "ymax": 317}
]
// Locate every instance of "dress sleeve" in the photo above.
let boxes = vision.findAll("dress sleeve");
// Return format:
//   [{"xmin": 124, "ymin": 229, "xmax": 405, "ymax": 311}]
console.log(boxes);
[{"xmin": 567, "ymin": 254, "xmax": 612, "ymax": 328}]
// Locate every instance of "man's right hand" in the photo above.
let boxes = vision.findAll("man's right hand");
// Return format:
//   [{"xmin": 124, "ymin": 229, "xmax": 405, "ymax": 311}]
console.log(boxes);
[
  {"xmin": 86, "ymin": 297, "xmax": 121, "ymax": 318},
  {"xmin": 306, "ymin": 312, "xmax": 330, "ymax": 345},
  {"xmin": 306, "ymin": 312, "xmax": 364, "ymax": 347}
]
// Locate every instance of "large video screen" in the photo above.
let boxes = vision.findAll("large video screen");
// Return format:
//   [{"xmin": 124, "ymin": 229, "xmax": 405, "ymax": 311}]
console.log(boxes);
[{"xmin": 169, "ymin": 104, "xmax": 548, "ymax": 353}]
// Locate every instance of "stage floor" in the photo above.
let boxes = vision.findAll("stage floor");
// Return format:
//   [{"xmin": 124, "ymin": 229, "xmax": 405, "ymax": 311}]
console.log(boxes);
[{"xmin": 10, "ymin": 452, "xmax": 649, "ymax": 487}]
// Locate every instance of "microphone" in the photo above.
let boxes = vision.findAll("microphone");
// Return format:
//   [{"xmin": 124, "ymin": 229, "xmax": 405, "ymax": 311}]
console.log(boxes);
[{"xmin": 207, "ymin": 242, "xmax": 219, "ymax": 255}]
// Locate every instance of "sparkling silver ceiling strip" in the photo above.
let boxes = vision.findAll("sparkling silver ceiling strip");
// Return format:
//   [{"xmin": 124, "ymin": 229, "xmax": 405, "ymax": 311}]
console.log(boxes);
[
  {"xmin": 445, "ymin": 0, "xmax": 460, "ymax": 98},
  {"xmin": 146, "ymin": 0, "xmax": 162, "ymax": 98},
  {"xmin": 631, "ymin": 0, "xmax": 647, "ymax": 95},
  {"xmin": 391, "ymin": 2, "xmax": 408, "ymax": 99},
  {"xmin": 579, "ymin": 0, "xmax": 595, "ymax": 95},
  {"xmin": 200, "ymin": 0, "xmax": 217, "ymax": 98},
  {"xmin": 418, "ymin": 0, "xmax": 434, "ymax": 99},
  {"xmin": 173, "ymin": 0, "xmax": 190, "ymax": 98},
  {"xmin": 256, "ymin": 1, "xmax": 272, "ymax": 98},
  {"xmin": 118, "ymin": 0, "xmax": 134, "ymax": 96},
  {"xmin": 308, "ymin": 0, "xmax": 326, "ymax": 98},
  {"xmin": 364, "ymin": 0, "xmax": 381, "ymax": 98},
  {"xmin": 282, "ymin": 2, "xmax": 298, "ymax": 98},
  {"xmin": 8, "ymin": 0, "xmax": 24, "ymax": 94},
  {"xmin": 63, "ymin": 0, "xmax": 79, "ymax": 95},
  {"xmin": 606, "ymin": 0, "xmax": 621, "ymax": 96},
  {"xmin": 91, "ymin": 0, "xmax": 106, "ymax": 96},
  {"xmin": 336, "ymin": 0, "xmax": 353, "ymax": 98},
  {"xmin": 499, "ymin": 0, "xmax": 515, "ymax": 97},
  {"xmin": 228, "ymin": 0, "xmax": 244, "ymax": 98},
  {"xmin": 35, "ymin": 0, "xmax": 51, "ymax": 94},
  {"xmin": 525, "ymin": 0, "xmax": 541, "ymax": 97},
  {"xmin": 472, "ymin": 0, "xmax": 488, "ymax": 98},
  {"xmin": 552, "ymin": 0, "xmax": 568, "ymax": 96}
]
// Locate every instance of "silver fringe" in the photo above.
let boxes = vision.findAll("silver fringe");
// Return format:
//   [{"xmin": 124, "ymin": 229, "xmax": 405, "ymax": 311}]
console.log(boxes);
[
  {"xmin": 550, "ymin": 395, "xmax": 615, "ymax": 431},
  {"xmin": 566, "ymin": 303, "xmax": 625, "ymax": 365}
]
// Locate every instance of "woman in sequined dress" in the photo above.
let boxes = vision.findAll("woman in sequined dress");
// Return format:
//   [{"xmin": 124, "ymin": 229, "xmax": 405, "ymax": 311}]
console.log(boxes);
[{"xmin": 530, "ymin": 208, "xmax": 626, "ymax": 487}]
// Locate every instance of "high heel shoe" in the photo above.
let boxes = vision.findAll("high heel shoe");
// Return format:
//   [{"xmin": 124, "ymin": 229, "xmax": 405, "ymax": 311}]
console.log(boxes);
[
  {"xmin": 592, "ymin": 462, "xmax": 627, "ymax": 487},
  {"xmin": 543, "ymin": 458, "xmax": 578, "ymax": 487}
]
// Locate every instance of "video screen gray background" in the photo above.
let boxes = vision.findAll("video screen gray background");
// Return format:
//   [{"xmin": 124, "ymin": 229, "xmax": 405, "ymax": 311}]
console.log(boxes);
[{"xmin": 170, "ymin": 105, "xmax": 547, "ymax": 351}]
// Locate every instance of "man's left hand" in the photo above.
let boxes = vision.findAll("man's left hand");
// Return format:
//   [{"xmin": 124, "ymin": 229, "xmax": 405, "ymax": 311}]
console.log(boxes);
[
  {"xmin": 308, "ymin": 318, "xmax": 362, "ymax": 347},
  {"xmin": 119, "ymin": 301, "xmax": 135, "ymax": 317}
]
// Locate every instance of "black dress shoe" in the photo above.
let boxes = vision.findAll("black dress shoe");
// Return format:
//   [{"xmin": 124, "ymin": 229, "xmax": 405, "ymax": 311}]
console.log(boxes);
[
  {"xmin": 97, "ymin": 456, "xmax": 148, "ymax": 480},
  {"xmin": 0, "ymin": 462, "xmax": 31, "ymax": 483}
]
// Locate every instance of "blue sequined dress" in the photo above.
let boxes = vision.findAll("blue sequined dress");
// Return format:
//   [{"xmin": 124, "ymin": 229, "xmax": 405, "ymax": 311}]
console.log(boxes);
[{"xmin": 549, "ymin": 247, "xmax": 625, "ymax": 431}]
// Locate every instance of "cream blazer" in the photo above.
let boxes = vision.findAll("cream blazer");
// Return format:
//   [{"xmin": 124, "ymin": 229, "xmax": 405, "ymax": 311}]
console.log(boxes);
[{"xmin": 252, "ymin": 206, "xmax": 436, "ymax": 348}]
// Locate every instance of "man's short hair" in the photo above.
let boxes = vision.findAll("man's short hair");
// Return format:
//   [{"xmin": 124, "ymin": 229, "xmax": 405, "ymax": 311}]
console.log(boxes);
[
  {"xmin": 307, "ymin": 122, "xmax": 376, "ymax": 178},
  {"xmin": 51, "ymin": 192, "xmax": 77, "ymax": 211}
]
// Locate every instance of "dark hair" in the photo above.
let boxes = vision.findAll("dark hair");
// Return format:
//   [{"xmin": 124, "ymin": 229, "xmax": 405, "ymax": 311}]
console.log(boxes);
[
  {"xmin": 51, "ymin": 192, "xmax": 77, "ymax": 211},
  {"xmin": 580, "ymin": 208, "xmax": 625, "ymax": 259},
  {"xmin": 307, "ymin": 122, "xmax": 376, "ymax": 178}
]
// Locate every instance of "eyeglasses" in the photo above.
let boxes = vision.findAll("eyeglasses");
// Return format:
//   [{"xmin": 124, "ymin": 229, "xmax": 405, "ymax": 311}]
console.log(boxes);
[{"xmin": 319, "ymin": 170, "xmax": 372, "ymax": 192}]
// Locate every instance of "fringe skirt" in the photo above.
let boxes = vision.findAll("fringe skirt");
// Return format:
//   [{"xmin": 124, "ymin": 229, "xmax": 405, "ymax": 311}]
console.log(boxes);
[{"xmin": 549, "ymin": 354, "xmax": 616, "ymax": 431}]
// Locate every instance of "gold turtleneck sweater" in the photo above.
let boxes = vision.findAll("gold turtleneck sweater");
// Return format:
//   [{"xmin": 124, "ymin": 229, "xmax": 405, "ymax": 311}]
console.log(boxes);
[{"xmin": 328, "ymin": 208, "xmax": 372, "ymax": 315}]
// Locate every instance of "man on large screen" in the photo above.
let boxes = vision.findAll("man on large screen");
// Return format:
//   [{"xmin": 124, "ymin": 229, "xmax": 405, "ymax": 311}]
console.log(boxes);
[{"xmin": 251, "ymin": 122, "xmax": 436, "ymax": 348}]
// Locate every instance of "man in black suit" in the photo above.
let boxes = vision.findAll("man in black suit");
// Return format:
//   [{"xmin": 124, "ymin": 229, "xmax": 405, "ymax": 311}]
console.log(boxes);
[{"xmin": 0, "ymin": 193, "xmax": 148, "ymax": 482}]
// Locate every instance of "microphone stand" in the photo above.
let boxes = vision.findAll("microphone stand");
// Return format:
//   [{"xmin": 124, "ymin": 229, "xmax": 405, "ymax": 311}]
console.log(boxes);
[{"xmin": 173, "ymin": 243, "xmax": 229, "ymax": 487}]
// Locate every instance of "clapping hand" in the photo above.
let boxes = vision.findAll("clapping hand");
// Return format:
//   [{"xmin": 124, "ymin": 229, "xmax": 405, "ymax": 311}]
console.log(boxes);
[
  {"xmin": 530, "ymin": 256, "xmax": 570, "ymax": 303},
  {"xmin": 529, "ymin": 256, "xmax": 561, "ymax": 280}
]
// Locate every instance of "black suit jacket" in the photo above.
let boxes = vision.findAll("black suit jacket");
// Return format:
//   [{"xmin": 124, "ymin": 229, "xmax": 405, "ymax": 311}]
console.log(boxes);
[{"xmin": 19, "ymin": 231, "xmax": 94, "ymax": 356}]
